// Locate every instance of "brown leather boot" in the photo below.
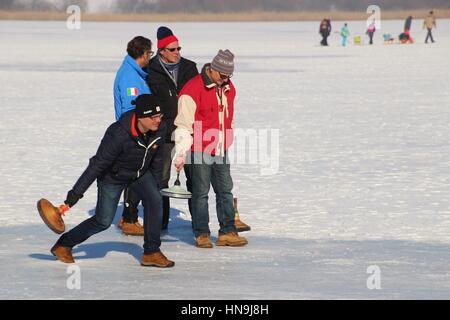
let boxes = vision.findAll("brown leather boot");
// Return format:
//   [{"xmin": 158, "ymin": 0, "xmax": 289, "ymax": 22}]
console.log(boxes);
[
  {"xmin": 51, "ymin": 244, "xmax": 75, "ymax": 263},
  {"xmin": 216, "ymin": 232, "xmax": 248, "ymax": 247},
  {"xmin": 141, "ymin": 251, "xmax": 174, "ymax": 268},
  {"xmin": 235, "ymin": 216, "xmax": 251, "ymax": 232},
  {"xmin": 195, "ymin": 234, "xmax": 213, "ymax": 248},
  {"xmin": 233, "ymin": 197, "xmax": 251, "ymax": 232},
  {"xmin": 120, "ymin": 219, "xmax": 144, "ymax": 236}
]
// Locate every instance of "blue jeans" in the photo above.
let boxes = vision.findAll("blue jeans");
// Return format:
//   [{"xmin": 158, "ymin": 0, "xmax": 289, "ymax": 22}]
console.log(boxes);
[
  {"xmin": 190, "ymin": 152, "xmax": 236, "ymax": 237},
  {"xmin": 57, "ymin": 171, "xmax": 163, "ymax": 254}
]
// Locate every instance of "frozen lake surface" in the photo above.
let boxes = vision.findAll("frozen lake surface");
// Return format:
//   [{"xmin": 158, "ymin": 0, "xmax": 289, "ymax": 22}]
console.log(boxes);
[{"xmin": 0, "ymin": 19, "xmax": 450, "ymax": 299}]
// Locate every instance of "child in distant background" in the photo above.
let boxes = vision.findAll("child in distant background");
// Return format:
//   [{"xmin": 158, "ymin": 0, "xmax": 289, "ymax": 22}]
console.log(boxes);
[
  {"xmin": 340, "ymin": 23, "xmax": 350, "ymax": 46},
  {"xmin": 366, "ymin": 20, "xmax": 376, "ymax": 45}
]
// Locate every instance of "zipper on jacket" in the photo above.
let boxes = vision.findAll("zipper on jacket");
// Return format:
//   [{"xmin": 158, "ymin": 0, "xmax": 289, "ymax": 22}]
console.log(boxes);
[{"xmin": 136, "ymin": 137, "xmax": 161, "ymax": 178}]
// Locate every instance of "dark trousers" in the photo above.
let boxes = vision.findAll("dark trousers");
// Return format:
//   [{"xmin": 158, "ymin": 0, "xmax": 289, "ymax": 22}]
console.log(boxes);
[
  {"xmin": 160, "ymin": 142, "xmax": 175, "ymax": 229},
  {"xmin": 123, "ymin": 142, "xmax": 193, "ymax": 229},
  {"xmin": 425, "ymin": 28, "xmax": 435, "ymax": 43},
  {"xmin": 190, "ymin": 152, "xmax": 236, "ymax": 237},
  {"xmin": 122, "ymin": 187, "xmax": 140, "ymax": 223},
  {"xmin": 122, "ymin": 142, "xmax": 174, "ymax": 225},
  {"xmin": 57, "ymin": 171, "xmax": 163, "ymax": 254},
  {"xmin": 184, "ymin": 163, "xmax": 193, "ymax": 215},
  {"xmin": 320, "ymin": 33, "xmax": 329, "ymax": 46},
  {"xmin": 368, "ymin": 32, "xmax": 374, "ymax": 44}
]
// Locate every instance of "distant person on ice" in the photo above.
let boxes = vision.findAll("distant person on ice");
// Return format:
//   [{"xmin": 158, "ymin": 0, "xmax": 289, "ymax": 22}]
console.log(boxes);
[
  {"xmin": 399, "ymin": 15, "xmax": 414, "ymax": 43},
  {"xmin": 50, "ymin": 94, "xmax": 175, "ymax": 268},
  {"xmin": 319, "ymin": 18, "xmax": 332, "ymax": 46},
  {"xmin": 366, "ymin": 20, "xmax": 376, "ymax": 45},
  {"xmin": 340, "ymin": 23, "xmax": 350, "ymax": 46},
  {"xmin": 423, "ymin": 11, "xmax": 436, "ymax": 43}
]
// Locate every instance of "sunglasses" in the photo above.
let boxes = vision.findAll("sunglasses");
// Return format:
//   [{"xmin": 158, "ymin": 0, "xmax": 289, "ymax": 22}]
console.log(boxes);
[
  {"xmin": 165, "ymin": 47, "xmax": 182, "ymax": 52},
  {"xmin": 148, "ymin": 114, "xmax": 163, "ymax": 121},
  {"xmin": 218, "ymin": 72, "xmax": 233, "ymax": 80}
]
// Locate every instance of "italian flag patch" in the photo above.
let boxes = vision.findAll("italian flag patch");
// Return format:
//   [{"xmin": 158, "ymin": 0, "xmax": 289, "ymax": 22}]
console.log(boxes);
[{"xmin": 127, "ymin": 87, "xmax": 138, "ymax": 96}]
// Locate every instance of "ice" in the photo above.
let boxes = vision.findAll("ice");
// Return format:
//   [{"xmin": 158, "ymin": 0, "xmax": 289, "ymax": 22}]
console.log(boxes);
[{"xmin": 0, "ymin": 19, "xmax": 450, "ymax": 299}]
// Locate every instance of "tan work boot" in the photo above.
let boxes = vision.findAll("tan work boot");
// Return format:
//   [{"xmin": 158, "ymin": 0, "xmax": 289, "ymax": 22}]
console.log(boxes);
[
  {"xmin": 51, "ymin": 244, "xmax": 75, "ymax": 263},
  {"xmin": 141, "ymin": 251, "xmax": 174, "ymax": 268},
  {"xmin": 216, "ymin": 232, "xmax": 248, "ymax": 247},
  {"xmin": 119, "ymin": 218, "xmax": 144, "ymax": 236},
  {"xmin": 233, "ymin": 197, "xmax": 251, "ymax": 232},
  {"xmin": 195, "ymin": 234, "xmax": 213, "ymax": 248},
  {"xmin": 235, "ymin": 216, "xmax": 251, "ymax": 232}
]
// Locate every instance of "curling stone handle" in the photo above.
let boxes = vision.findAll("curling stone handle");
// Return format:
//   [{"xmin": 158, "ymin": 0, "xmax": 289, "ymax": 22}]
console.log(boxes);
[{"xmin": 174, "ymin": 172, "xmax": 181, "ymax": 186}]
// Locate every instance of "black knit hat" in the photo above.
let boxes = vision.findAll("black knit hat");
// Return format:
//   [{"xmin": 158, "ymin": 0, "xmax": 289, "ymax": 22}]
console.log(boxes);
[{"xmin": 132, "ymin": 94, "xmax": 162, "ymax": 118}]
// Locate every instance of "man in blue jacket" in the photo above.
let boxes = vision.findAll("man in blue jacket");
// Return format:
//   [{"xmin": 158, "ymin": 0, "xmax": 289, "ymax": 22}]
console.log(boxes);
[
  {"xmin": 113, "ymin": 36, "xmax": 154, "ymax": 235},
  {"xmin": 51, "ymin": 94, "xmax": 174, "ymax": 267}
]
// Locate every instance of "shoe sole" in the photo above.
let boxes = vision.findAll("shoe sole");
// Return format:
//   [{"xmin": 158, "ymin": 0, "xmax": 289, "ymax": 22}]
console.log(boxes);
[
  {"xmin": 236, "ymin": 226, "xmax": 251, "ymax": 232},
  {"xmin": 216, "ymin": 241, "xmax": 248, "ymax": 247},
  {"xmin": 122, "ymin": 231, "xmax": 144, "ymax": 236},
  {"xmin": 141, "ymin": 262, "xmax": 175, "ymax": 268},
  {"xmin": 196, "ymin": 243, "xmax": 213, "ymax": 248}
]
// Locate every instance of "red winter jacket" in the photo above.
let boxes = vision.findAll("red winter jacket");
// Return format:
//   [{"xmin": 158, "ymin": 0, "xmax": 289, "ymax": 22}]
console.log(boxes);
[{"xmin": 174, "ymin": 64, "xmax": 236, "ymax": 157}]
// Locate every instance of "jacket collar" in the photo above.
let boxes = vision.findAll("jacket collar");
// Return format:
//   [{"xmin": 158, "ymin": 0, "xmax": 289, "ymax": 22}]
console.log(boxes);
[
  {"xmin": 130, "ymin": 113, "xmax": 139, "ymax": 137},
  {"xmin": 125, "ymin": 54, "xmax": 148, "ymax": 79},
  {"xmin": 148, "ymin": 56, "xmax": 187, "ymax": 75},
  {"xmin": 119, "ymin": 111, "xmax": 160, "ymax": 145}
]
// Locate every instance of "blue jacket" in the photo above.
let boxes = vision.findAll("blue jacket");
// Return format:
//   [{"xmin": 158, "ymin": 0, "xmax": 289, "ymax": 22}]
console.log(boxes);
[
  {"xmin": 113, "ymin": 55, "xmax": 151, "ymax": 120},
  {"xmin": 72, "ymin": 110, "xmax": 166, "ymax": 197}
]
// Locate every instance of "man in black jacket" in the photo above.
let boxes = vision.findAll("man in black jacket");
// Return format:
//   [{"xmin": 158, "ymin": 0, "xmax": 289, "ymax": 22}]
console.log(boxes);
[
  {"xmin": 146, "ymin": 26, "xmax": 198, "ymax": 229},
  {"xmin": 51, "ymin": 94, "xmax": 174, "ymax": 267}
]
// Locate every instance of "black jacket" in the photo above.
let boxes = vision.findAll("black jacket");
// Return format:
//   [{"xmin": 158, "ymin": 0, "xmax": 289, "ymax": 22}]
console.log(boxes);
[
  {"xmin": 72, "ymin": 110, "xmax": 166, "ymax": 196},
  {"xmin": 147, "ymin": 56, "xmax": 198, "ymax": 142}
]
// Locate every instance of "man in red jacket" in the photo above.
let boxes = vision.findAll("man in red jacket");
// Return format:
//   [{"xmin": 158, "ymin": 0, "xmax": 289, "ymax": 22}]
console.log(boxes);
[{"xmin": 173, "ymin": 49, "xmax": 248, "ymax": 248}]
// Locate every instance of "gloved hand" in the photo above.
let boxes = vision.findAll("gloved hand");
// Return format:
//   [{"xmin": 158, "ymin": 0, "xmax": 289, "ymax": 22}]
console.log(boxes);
[{"xmin": 64, "ymin": 190, "xmax": 83, "ymax": 208}]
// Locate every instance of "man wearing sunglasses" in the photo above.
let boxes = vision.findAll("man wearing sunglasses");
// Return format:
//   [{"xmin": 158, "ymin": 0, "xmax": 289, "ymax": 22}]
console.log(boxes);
[
  {"xmin": 50, "ymin": 94, "xmax": 174, "ymax": 267},
  {"xmin": 145, "ymin": 26, "xmax": 199, "ymax": 230},
  {"xmin": 173, "ymin": 49, "xmax": 248, "ymax": 248}
]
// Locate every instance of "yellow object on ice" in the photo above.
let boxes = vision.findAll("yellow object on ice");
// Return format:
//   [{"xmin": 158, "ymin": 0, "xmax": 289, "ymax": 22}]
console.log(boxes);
[{"xmin": 353, "ymin": 35, "xmax": 361, "ymax": 45}]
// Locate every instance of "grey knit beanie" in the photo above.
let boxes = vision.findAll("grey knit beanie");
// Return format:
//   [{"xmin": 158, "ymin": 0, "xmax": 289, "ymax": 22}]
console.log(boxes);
[{"xmin": 211, "ymin": 49, "xmax": 234, "ymax": 75}]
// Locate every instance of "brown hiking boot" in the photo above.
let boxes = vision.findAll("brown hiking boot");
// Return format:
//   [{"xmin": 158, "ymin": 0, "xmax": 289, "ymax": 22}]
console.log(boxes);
[
  {"xmin": 141, "ymin": 251, "xmax": 174, "ymax": 268},
  {"xmin": 51, "ymin": 244, "xmax": 75, "ymax": 263},
  {"xmin": 216, "ymin": 232, "xmax": 248, "ymax": 247},
  {"xmin": 235, "ymin": 216, "xmax": 251, "ymax": 232},
  {"xmin": 195, "ymin": 234, "xmax": 213, "ymax": 248},
  {"xmin": 119, "ymin": 218, "xmax": 144, "ymax": 236},
  {"xmin": 233, "ymin": 197, "xmax": 251, "ymax": 232}
]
